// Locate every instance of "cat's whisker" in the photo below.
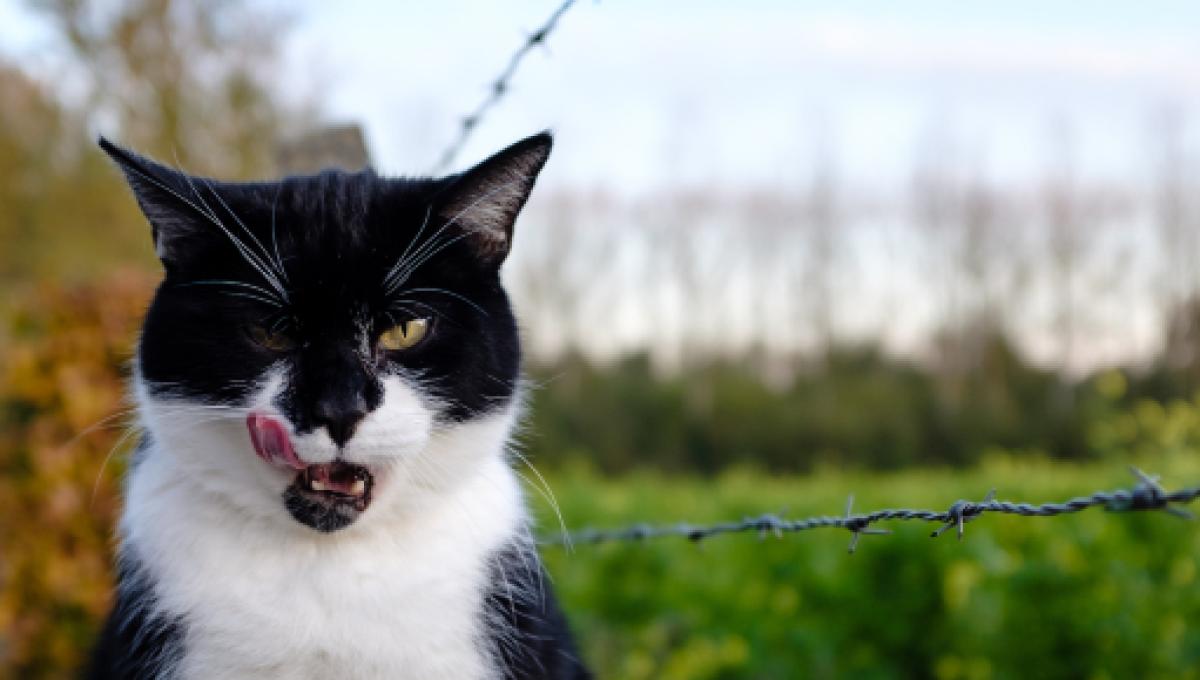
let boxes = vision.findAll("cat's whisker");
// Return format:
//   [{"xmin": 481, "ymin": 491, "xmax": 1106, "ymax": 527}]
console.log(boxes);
[
  {"xmin": 383, "ymin": 176, "xmax": 529, "ymax": 292},
  {"xmin": 383, "ymin": 231, "xmax": 471, "ymax": 295},
  {"xmin": 149, "ymin": 408, "xmax": 247, "ymax": 420},
  {"xmin": 389, "ymin": 299, "xmax": 464, "ymax": 328},
  {"xmin": 394, "ymin": 287, "xmax": 490, "ymax": 317},
  {"xmin": 203, "ymin": 178, "xmax": 290, "ymax": 287},
  {"xmin": 270, "ymin": 185, "xmax": 288, "ymax": 281},
  {"xmin": 91, "ymin": 423, "xmax": 143, "ymax": 509},
  {"xmin": 508, "ymin": 448, "xmax": 570, "ymax": 550},
  {"xmin": 178, "ymin": 280, "xmax": 286, "ymax": 307},
  {"xmin": 383, "ymin": 205, "xmax": 433, "ymax": 289},
  {"xmin": 57, "ymin": 406, "xmax": 140, "ymax": 452},
  {"xmin": 167, "ymin": 154, "xmax": 289, "ymax": 301},
  {"xmin": 218, "ymin": 291, "xmax": 284, "ymax": 309},
  {"xmin": 383, "ymin": 208, "xmax": 464, "ymax": 291}
]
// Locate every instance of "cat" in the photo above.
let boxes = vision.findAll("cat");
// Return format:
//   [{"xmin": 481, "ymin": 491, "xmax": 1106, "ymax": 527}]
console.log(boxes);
[{"xmin": 87, "ymin": 132, "xmax": 590, "ymax": 679}]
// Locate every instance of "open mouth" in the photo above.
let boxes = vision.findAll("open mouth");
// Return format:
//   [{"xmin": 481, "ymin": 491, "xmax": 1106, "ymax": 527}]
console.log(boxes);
[
  {"xmin": 295, "ymin": 461, "xmax": 373, "ymax": 510},
  {"xmin": 247, "ymin": 413, "xmax": 376, "ymax": 532}
]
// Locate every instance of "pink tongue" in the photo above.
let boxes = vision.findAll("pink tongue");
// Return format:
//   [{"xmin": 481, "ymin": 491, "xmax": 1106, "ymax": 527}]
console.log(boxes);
[{"xmin": 247, "ymin": 413, "xmax": 304, "ymax": 470}]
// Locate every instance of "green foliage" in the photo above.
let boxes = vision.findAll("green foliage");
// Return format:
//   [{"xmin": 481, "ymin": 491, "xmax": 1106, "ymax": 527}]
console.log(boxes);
[
  {"xmin": 526, "ymin": 343, "xmax": 1106, "ymax": 474},
  {"xmin": 538, "ymin": 454, "xmax": 1200, "ymax": 679}
]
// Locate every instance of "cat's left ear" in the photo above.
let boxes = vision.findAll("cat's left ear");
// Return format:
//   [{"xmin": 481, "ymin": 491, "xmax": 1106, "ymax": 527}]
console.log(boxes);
[
  {"xmin": 437, "ymin": 132, "xmax": 553, "ymax": 266},
  {"xmin": 97, "ymin": 137, "xmax": 217, "ymax": 271}
]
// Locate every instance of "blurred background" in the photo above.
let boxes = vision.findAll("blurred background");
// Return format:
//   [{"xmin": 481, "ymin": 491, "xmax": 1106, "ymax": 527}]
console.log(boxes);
[{"xmin": 2, "ymin": 1, "xmax": 1200, "ymax": 677}]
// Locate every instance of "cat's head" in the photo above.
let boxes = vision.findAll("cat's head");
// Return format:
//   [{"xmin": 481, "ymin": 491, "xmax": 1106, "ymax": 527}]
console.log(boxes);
[{"xmin": 102, "ymin": 133, "xmax": 552, "ymax": 533}]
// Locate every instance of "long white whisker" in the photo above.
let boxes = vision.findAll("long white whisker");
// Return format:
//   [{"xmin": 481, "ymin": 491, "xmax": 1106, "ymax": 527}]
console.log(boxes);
[
  {"xmin": 57, "ymin": 407, "xmax": 139, "ymax": 452},
  {"xmin": 383, "ymin": 205, "xmax": 434, "ymax": 288},
  {"xmin": 270, "ymin": 185, "xmax": 288, "ymax": 280},
  {"xmin": 395, "ymin": 287, "xmax": 489, "ymax": 317},
  {"xmin": 200, "ymin": 179, "xmax": 289, "ymax": 298},
  {"xmin": 178, "ymin": 280, "xmax": 285, "ymax": 304},
  {"xmin": 204, "ymin": 178, "xmax": 289, "ymax": 286},
  {"xmin": 219, "ymin": 291, "xmax": 284, "ymax": 308},
  {"xmin": 384, "ymin": 231, "xmax": 473, "ymax": 295},
  {"xmin": 383, "ymin": 176, "xmax": 528, "ymax": 292},
  {"xmin": 389, "ymin": 299, "xmax": 443, "ymax": 318},
  {"xmin": 510, "ymin": 449, "xmax": 570, "ymax": 550},
  {"xmin": 168, "ymin": 167, "xmax": 288, "ymax": 301},
  {"xmin": 164, "ymin": 152, "xmax": 289, "ymax": 300},
  {"xmin": 91, "ymin": 424, "xmax": 141, "ymax": 508}
]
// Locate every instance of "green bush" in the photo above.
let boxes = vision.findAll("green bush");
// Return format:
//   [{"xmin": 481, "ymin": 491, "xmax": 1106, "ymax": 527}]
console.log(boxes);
[{"xmin": 538, "ymin": 454, "xmax": 1200, "ymax": 679}]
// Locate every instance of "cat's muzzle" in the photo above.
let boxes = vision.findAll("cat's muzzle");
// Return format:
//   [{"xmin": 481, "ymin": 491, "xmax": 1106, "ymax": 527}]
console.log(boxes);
[
  {"xmin": 248, "ymin": 413, "xmax": 377, "ymax": 531},
  {"xmin": 282, "ymin": 462, "xmax": 375, "ymax": 532}
]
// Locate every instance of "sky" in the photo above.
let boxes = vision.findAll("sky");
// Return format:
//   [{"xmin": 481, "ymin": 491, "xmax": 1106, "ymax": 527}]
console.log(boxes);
[
  {"xmin": 3, "ymin": 1, "xmax": 1199, "ymax": 193},
  {"xmin": 276, "ymin": 0, "xmax": 1200, "ymax": 195}
]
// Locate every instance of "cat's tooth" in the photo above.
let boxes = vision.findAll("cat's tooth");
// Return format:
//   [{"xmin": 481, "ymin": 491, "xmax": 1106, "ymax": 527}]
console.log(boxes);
[
  {"xmin": 310, "ymin": 479, "xmax": 328, "ymax": 492},
  {"xmin": 350, "ymin": 479, "xmax": 366, "ymax": 496}
]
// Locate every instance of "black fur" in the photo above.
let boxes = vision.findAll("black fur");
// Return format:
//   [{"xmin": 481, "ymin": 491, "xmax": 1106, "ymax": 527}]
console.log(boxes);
[
  {"xmin": 87, "ymin": 550, "xmax": 185, "ymax": 679},
  {"xmin": 484, "ymin": 543, "xmax": 592, "ymax": 680}
]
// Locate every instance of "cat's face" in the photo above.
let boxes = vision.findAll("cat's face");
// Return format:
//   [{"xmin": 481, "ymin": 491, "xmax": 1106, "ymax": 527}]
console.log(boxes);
[{"xmin": 103, "ymin": 134, "xmax": 551, "ymax": 532}]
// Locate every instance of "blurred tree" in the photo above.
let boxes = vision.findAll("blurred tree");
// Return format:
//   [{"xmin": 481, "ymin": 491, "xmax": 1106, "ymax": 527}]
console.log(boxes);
[
  {"xmin": 799, "ymin": 132, "xmax": 840, "ymax": 361},
  {"xmin": 0, "ymin": 61, "xmax": 147, "ymax": 284},
  {"xmin": 1150, "ymin": 109, "xmax": 1200, "ymax": 394},
  {"xmin": 0, "ymin": 0, "xmax": 315, "ymax": 286},
  {"xmin": 29, "ymin": 0, "xmax": 308, "ymax": 178},
  {"xmin": 0, "ymin": 63, "xmax": 68, "ymax": 279}
]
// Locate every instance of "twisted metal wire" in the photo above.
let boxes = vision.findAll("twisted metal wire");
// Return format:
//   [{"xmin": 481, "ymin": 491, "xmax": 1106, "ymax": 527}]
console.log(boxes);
[
  {"xmin": 433, "ymin": 0, "xmax": 579, "ymax": 172},
  {"xmin": 545, "ymin": 467, "xmax": 1200, "ymax": 553}
]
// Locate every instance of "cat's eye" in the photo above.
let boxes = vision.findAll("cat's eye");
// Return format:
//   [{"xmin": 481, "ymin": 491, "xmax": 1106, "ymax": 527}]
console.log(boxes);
[
  {"xmin": 248, "ymin": 324, "xmax": 296, "ymax": 352},
  {"xmin": 379, "ymin": 318, "xmax": 430, "ymax": 351}
]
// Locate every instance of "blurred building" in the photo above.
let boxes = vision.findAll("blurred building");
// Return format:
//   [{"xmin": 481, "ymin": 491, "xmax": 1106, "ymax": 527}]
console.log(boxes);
[{"xmin": 274, "ymin": 124, "xmax": 372, "ymax": 174}]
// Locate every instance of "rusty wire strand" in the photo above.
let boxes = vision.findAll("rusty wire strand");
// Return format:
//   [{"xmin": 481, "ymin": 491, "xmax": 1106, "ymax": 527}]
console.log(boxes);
[
  {"xmin": 433, "ymin": 0, "xmax": 579, "ymax": 172},
  {"xmin": 543, "ymin": 467, "xmax": 1199, "ymax": 553}
]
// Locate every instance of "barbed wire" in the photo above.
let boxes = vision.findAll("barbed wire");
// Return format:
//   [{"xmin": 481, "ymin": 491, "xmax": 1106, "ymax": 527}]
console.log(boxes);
[
  {"xmin": 543, "ymin": 467, "xmax": 1199, "ymax": 553},
  {"xmin": 433, "ymin": 0, "xmax": 579, "ymax": 173}
]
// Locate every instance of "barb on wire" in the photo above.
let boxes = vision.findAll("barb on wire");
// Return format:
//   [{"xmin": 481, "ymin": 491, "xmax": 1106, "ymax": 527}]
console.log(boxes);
[
  {"xmin": 544, "ymin": 467, "xmax": 1200, "ymax": 553},
  {"xmin": 433, "ymin": 0, "xmax": 579, "ymax": 173}
]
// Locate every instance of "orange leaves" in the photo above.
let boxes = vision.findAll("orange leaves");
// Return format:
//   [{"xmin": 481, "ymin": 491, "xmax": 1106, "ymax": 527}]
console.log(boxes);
[{"xmin": 0, "ymin": 271, "xmax": 152, "ymax": 676}]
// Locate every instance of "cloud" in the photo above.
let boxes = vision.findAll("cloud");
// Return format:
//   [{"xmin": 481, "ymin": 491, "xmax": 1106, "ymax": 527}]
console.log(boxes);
[{"xmin": 799, "ymin": 15, "xmax": 1200, "ymax": 89}]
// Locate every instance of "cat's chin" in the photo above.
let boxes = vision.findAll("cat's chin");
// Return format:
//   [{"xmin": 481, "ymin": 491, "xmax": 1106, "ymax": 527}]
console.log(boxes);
[{"xmin": 282, "ymin": 460, "xmax": 377, "ymax": 532}]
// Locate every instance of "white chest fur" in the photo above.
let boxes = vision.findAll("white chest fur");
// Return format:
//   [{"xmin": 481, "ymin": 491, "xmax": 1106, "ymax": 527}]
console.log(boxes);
[{"xmin": 122, "ymin": 441, "xmax": 524, "ymax": 680}]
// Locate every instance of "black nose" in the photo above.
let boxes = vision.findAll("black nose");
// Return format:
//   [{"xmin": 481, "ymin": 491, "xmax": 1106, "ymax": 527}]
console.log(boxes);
[{"xmin": 312, "ymin": 394, "xmax": 368, "ymax": 448}]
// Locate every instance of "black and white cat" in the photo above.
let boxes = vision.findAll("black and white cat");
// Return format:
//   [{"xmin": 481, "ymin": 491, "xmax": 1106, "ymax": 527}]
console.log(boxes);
[{"xmin": 88, "ymin": 133, "xmax": 590, "ymax": 679}]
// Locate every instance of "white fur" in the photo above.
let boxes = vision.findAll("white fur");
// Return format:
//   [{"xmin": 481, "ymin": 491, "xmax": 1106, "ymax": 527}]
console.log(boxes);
[{"xmin": 123, "ymin": 370, "xmax": 527, "ymax": 679}]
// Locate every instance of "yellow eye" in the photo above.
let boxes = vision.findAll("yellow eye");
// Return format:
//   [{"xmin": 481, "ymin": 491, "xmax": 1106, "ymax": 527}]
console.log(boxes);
[
  {"xmin": 379, "ymin": 318, "xmax": 429, "ymax": 351},
  {"xmin": 248, "ymin": 324, "xmax": 295, "ymax": 352}
]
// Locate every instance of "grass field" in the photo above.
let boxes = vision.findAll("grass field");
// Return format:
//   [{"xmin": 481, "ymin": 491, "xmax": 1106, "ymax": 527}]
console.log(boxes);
[{"xmin": 535, "ymin": 454, "xmax": 1200, "ymax": 679}]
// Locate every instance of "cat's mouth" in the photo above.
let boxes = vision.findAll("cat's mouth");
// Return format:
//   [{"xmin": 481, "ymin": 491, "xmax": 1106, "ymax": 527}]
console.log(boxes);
[
  {"xmin": 282, "ymin": 463, "xmax": 375, "ymax": 532},
  {"xmin": 248, "ymin": 413, "xmax": 376, "ymax": 532},
  {"xmin": 295, "ymin": 462, "xmax": 373, "ymax": 509}
]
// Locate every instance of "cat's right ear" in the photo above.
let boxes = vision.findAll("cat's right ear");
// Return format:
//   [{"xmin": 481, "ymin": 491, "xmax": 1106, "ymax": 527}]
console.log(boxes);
[{"xmin": 98, "ymin": 137, "xmax": 211, "ymax": 269}]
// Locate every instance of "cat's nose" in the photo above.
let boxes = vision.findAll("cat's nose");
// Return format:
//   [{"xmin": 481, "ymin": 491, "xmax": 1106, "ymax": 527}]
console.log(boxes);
[{"xmin": 313, "ymin": 394, "xmax": 368, "ymax": 448}]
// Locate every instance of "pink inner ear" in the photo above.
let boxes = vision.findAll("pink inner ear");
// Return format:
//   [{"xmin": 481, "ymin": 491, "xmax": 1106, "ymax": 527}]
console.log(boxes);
[{"xmin": 247, "ymin": 413, "xmax": 304, "ymax": 470}]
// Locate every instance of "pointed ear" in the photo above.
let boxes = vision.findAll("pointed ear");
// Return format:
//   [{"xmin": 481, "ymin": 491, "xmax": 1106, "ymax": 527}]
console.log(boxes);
[
  {"xmin": 98, "ymin": 137, "xmax": 213, "ymax": 269},
  {"xmin": 437, "ymin": 132, "xmax": 553, "ymax": 265}
]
